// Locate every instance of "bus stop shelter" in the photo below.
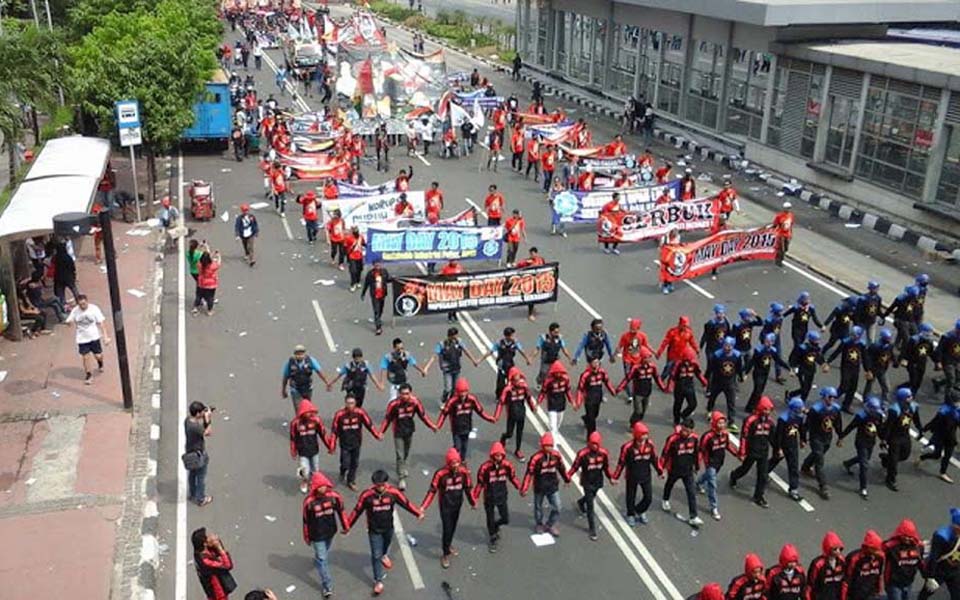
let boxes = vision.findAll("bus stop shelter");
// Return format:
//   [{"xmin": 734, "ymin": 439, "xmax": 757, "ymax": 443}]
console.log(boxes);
[{"xmin": 0, "ymin": 136, "xmax": 111, "ymax": 340}]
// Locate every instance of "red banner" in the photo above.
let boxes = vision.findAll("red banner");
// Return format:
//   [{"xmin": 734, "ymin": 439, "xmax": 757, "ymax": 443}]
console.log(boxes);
[
  {"xmin": 598, "ymin": 198, "xmax": 720, "ymax": 244},
  {"xmin": 659, "ymin": 223, "xmax": 785, "ymax": 283}
]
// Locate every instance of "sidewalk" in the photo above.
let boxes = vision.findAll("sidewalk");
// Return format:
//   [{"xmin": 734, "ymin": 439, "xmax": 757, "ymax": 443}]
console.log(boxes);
[{"xmin": 0, "ymin": 173, "xmax": 163, "ymax": 598}]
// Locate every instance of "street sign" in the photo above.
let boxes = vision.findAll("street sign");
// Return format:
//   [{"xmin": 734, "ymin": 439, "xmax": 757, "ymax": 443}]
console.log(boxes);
[
  {"xmin": 115, "ymin": 99, "xmax": 141, "ymax": 129},
  {"xmin": 119, "ymin": 126, "xmax": 142, "ymax": 147}
]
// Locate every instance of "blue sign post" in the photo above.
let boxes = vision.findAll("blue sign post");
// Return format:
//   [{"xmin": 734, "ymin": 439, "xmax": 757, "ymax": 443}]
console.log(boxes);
[{"xmin": 114, "ymin": 99, "xmax": 142, "ymax": 221}]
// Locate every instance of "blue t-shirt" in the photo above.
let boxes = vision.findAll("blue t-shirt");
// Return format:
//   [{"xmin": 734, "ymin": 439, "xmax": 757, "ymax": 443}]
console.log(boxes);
[
  {"xmin": 282, "ymin": 356, "xmax": 322, "ymax": 377},
  {"xmin": 380, "ymin": 353, "xmax": 417, "ymax": 370}
]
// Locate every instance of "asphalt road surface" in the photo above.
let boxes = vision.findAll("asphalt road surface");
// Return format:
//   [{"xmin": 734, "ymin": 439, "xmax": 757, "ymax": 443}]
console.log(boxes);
[{"xmin": 155, "ymin": 12, "xmax": 960, "ymax": 600}]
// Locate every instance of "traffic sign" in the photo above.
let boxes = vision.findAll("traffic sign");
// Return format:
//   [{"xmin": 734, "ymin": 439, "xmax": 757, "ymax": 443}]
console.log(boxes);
[
  {"xmin": 115, "ymin": 99, "xmax": 141, "ymax": 129},
  {"xmin": 119, "ymin": 126, "xmax": 143, "ymax": 147}
]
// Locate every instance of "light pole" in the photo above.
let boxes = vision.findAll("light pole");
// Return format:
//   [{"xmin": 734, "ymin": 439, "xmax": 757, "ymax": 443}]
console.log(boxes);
[{"xmin": 53, "ymin": 211, "xmax": 134, "ymax": 410}]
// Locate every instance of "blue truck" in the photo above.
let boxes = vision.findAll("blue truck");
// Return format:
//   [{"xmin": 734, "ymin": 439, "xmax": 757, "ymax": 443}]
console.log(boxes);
[{"xmin": 181, "ymin": 70, "xmax": 232, "ymax": 145}]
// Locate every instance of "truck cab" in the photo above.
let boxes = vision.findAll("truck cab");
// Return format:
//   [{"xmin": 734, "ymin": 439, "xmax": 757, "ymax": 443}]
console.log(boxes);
[{"xmin": 182, "ymin": 69, "xmax": 232, "ymax": 145}]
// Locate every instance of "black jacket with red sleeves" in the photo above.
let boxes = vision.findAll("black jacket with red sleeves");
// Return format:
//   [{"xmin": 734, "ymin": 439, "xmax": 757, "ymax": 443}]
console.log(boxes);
[
  {"xmin": 882, "ymin": 537, "xmax": 923, "ymax": 588},
  {"xmin": 766, "ymin": 565, "xmax": 806, "ymax": 600},
  {"xmin": 739, "ymin": 414, "xmax": 774, "ymax": 459},
  {"xmin": 806, "ymin": 555, "xmax": 845, "ymax": 600},
  {"xmin": 725, "ymin": 574, "xmax": 766, "ymax": 600},
  {"xmin": 699, "ymin": 429, "xmax": 737, "ymax": 470},
  {"xmin": 422, "ymin": 464, "xmax": 476, "ymax": 512},
  {"xmin": 521, "ymin": 449, "xmax": 570, "ymax": 495},
  {"xmin": 841, "ymin": 549, "xmax": 883, "ymax": 600},
  {"xmin": 659, "ymin": 431, "xmax": 700, "ymax": 476},
  {"xmin": 348, "ymin": 485, "xmax": 421, "ymax": 533},
  {"xmin": 613, "ymin": 439, "xmax": 661, "ymax": 481},
  {"xmin": 329, "ymin": 407, "xmax": 378, "ymax": 450},
  {"xmin": 566, "ymin": 446, "xmax": 615, "ymax": 490},
  {"xmin": 302, "ymin": 490, "xmax": 348, "ymax": 543},
  {"xmin": 473, "ymin": 458, "xmax": 520, "ymax": 504}
]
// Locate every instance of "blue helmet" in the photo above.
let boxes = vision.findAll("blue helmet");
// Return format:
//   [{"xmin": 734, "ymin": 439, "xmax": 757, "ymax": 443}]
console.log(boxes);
[
  {"xmin": 798, "ymin": 291, "xmax": 811, "ymax": 303},
  {"xmin": 952, "ymin": 507, "xmax": 960, "ymax": 528},
  {"xmin": 906, "ymin": 285, "xmax": 920, "ymax": 297},
  {"xmin": 955, "ymin": 319, "xmax": 960, "ymax": 332},
  {"xmin": 788, "ymin": 397, "xmax": 805, "ymax": 414},
  {"xmin": 879, "ymin": 328, "xmax": 893, "ymax": 342},
  {"xmin": 723, "ymin": 336, "xmax": 735, "ymax": 348},
  {"xmin": 919, "ymin": 323, "xmax": 934, "ymax": 336},
  {"xmin": 713, "ymin": 304, "xmax": 726, "ymax": 316},
  {"xmin": 895, "ymin": 388, "xmax": 913, "ymax": 402},
  {"xmin": 915, "ymin": 273, "xmax": 930, "ymax": 286},
  {"xmin": 865, "ymin": 396, "xmax": 883, "ymax": 414},
  {"xmin": 842, "ymin": 296, "xmax": 857, "ymax": 308},
  {"xmin": 820, "ymin": 386, "xmax": 838, "ymax": 399},
  {"xmin": 807, "ymin": 330, "xmax": 821, "ymax": 343},
  {"xmin": 764, "ymin": 332, "xmax": 777, "ymax": 344},
  {"xmin": 739, "ymin": 308, "xmax": 751, "ymax": 320},
  {"xmin": 867, "ymin": 281, "xmax": 880, "ymax": 291},
  {"xmin": 770, "ymin": 302, "xmax": 784, "ymax": 315},
  {"xmin": 851, "ymin": 325, "xmax": 864, "ymax": 339}
]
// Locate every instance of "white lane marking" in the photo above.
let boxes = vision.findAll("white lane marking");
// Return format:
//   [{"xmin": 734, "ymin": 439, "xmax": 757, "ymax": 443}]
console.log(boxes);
[
  {"xmin": 281, "ymin": 214, "xmax": 294, "ymax": 241},
  {"xmin": 392, "ymin": 512, "xmax": 425, "ymax": 590},
  {"xmin": 454, "ymin": 310, "xmax": 676, "ymax": 600},
  {"xmin": 414, "ymin": 152, "xmax": 431, "ymax": 166},
  {"xmin": 652, "ymin": 260, "xmax": 715, "ymax": 299},
  {"xmin": 260, "ymin": 51, "xmax": 310, "ymax": 112},
  {"xmin": 311, "ymin": 299, "xmax": 337, "ymax": 353},
  {"xmin": 175, "ymin": 150, "xmax": 188, "ymax": 600},
  {"xmin": 724, "ymin": 436, "xmax": 815, "ymax": 512}
]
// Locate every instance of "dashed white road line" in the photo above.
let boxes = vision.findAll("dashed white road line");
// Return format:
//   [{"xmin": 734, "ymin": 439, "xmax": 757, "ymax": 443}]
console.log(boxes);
[
  {"xmin": 392, "ymin": 513, "xmax": 426, "ymax": 590},
  {"xmin": 414, "ymin": 152, "xmax": 431, "ymax": 166},
  {"xmin": 175, "ymin": 150, "xmax": 189, "ymax": 600}
]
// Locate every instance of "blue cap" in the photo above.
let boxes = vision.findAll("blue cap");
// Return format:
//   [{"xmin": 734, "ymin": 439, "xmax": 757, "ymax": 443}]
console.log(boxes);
[
  {"xmin": 765, "ymin": 332, "xmax": 777, "ymax": 344},
  {"xmin": 770, "ymin": 302, "xmax": 784, "ymax": 314},
  {"xmin": 867, "ymin": 281, "xmax": 880, "ymax": 291},
  {"xmin": 739, "ymin": 308, "xmax": 751, "ymax": 320},
  {"xmin": 906, "ymin": 285, "xmax": 920, "ymax": 297},
  {"xmin": 788, "ymin": 397, "xmax": 805, "ymax": 413},
  {"xmin": 820, "ymin": 386, "xmax": 838, "ymax": 398},
  {"xmin": 723, "ymin": 336, "xmax": 735, "ymax": 347},
  {"xmin": 865, "ymin": 396, "xmax": 883, "ymax": 414},
  {"xmin": 951, "ymin": 507, "xmax": 960, "ymax": 527},
  {"xmin": 879, "ymin": 328, "xmax": 893, "ymax": 342},
  {"xmin": 896, "ymin": 388, "xmax": 913, "ymax": 402},
  {"xmin": 713, "ymin": 304, "xmax": 726, "ymax": 315},
  {"xmin": 916, "ymin": 273, "xmax": 930, "ymax": 286},
  {"xmin": 807, "ymin": 330, "xmax": 821, "ymax": 343},
  {"xmin": 798, "ymin": 291, "xmax": 811, "ymax": 302},
  {"xmin": 920, "ymin": 323, "xmax": 934, "ymax": 335},
  {"xmin": 851, "ymin": 325, "xmax": 863, "ymax": 338},
  {"xmin": 843, "ymin": 296, "xmax": 857, "ymax": 307}
]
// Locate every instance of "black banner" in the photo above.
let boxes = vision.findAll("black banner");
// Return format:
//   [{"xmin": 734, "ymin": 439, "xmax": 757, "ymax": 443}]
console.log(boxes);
[{"xmin": 391, "ymin": 263, "xmax": 560, "ymax": 317}]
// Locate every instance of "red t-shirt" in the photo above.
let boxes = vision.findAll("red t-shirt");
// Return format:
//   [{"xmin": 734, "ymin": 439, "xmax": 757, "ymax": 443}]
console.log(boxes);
[
  {"xmin": 504, "ymin": 216, "xmax": 525, "ymax": 243},
  {"xmin": 300, "ymin": 196, "xmax": 319, "ymax": 221},
  {"xmin": 425, "ymin": 190, "xmax": 444, "ymax": 220},
  {"xmin": 485, "ymin": 193, "xmax": 505, "ymax": 219},
  {"xmin": 326, "ymin": 218, "xmax": 345, "ymax": 243},
  {"xmin": 345, "ymin": 233, "xmax": 365, "ymax": 261},
  {"xmin": 440, "ymin": 263, "xmax": 464, "ymax": 276}
]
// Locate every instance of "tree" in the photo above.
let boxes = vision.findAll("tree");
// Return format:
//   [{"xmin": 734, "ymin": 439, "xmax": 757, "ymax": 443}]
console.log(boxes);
[
  {"xmin": 0, "ymin": 21, "xmax": 64, "ymax": 180},
  {"xmin": 66, "ymin": 0, "xmax": 156, "ymax": 39},
  {"xmin": 68, "ymin": 0, "xmax": 220, "ymax": 199}
]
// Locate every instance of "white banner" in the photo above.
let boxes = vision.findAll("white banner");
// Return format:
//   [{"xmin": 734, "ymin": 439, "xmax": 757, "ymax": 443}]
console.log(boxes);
[{"xmin": 320, "ymin": 191, "xmax": 426, "ymax": 232}]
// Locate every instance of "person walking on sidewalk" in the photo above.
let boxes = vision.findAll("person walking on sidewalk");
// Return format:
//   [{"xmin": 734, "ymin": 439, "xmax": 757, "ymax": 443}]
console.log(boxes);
[
  {"xmin": 184, "ymin": 401, "xmax": 213, "ymax": 506},
  {"xmin": 347, "ymin": 470, "xmax": 424, "ymax": 596},
  {"xmin": 234, "ymin": 205, "xmax": 258, "ymax": 266},
  {"xmin": 66, "ymin": 294, "xmax": 110, "ymax": 385},
  {"xmin": 512, "ymin": 53, "xmax": 522, "ymax": 81},
  {"xmin": 192, "ymin": 528, "xmax": 235, "ymax": 600},
  {"xmin": 302, "ymin": 472, "xmax": 348, "ymax": 598},
  {"xmin": 53, "ymin": 241, "xmax": 80, "ymax": 306},
  {"xmin": 197, "ymin": 250, "xmax": 222, "ymax": 316}
]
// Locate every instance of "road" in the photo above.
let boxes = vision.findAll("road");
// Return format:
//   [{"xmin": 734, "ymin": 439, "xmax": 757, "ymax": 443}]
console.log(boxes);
[{"xmin": 155, "ymin": 10, "xmax": 960, "ymax": 600}]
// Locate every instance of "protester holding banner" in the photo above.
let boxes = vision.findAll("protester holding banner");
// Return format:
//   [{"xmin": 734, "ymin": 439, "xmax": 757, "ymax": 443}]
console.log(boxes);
[
  {"xmin": 516, "ymin": 247, "xmax": 546, "ymax": 321},
  {"xmin": 680, "ymin": 169, "xmax": 696, "ymax": 201},
  {"xmin": 425, "ymin": 182, "xmax": 444, "ymax": 223},
  {"xmin": 600, "ymin": 192, "xmax": 623, "ymax": 255}
]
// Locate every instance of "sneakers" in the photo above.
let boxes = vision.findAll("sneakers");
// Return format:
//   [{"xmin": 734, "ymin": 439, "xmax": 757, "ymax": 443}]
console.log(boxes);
[
  {"xmin": 626, "ymin": 515, "xmax": 637, "ymax": 526},
  {"xmin": 695, "ymin": 483, "xmax": 705, "ymax": 495},
  {"xmin": 373, "ymin": 582, "xmax": 384, "ymax": 595},
  {"xmin": 548, "ymin": 525, "xmax": 560, "ymax": 537},
  {"xmin": 380, "ymin": 555, "xmax": 393, "ymax": 570},
  {"xmin": 817, "ymin": 487, "xmax": 831, "ymax": 500},
  {"xmin": 689, "ymin": 516, "xmax": 704, "ymax": 527},
  {"xmin": 589, "ymin": 531, "xmax": 598, "ymax": 541},
  {"xmin": 514, "ymin": 450, "xmax": 525, "ymax": 462},
  {"xmin": 637, "ymin": 513, "xmax": 649, "ymax": 525},
  {"xmin": 299, "ymin": 480, "xmax": 308, "ymax": 494},
  {"xmin": 661, "ymin": 499, "xmax": 671, "ymax": 512},
  {"xmin": 322, "ymin": 589, "xmax": 333, "ymax": 598},
  {"xmin": 348, "ymin": 482, "xmax": 359, "ymax": 492},
  {"xmin": 603, "ymin": 248, "xmax": 611, "ymax": 254},
  {"xmin": 754, "ymin": 497, "xmax": 770, "ymax": 508},
  {"xmin": 611, "ymin": 248, "xmax": 621, "ymax": 255},
  {"xmin": 788, "ymin": 490, "xmax": 803, "ymax": 502},
  {"xmin": 939, "ymin": 473, "xmax": 955, "ymax": 484},
  {"xmin": 398, "ymin": 478, "xmax": 406, "ymax": 490},
  {"xmin": 859, "ymin": 488, "xmax": 869, "ymax": 500},
  {"xmin": 711, "ymin": 508, "xmax": 721, "ymax": 521},
  {"xmin": 441, "ymin": 555, "xmax": 450, "ymax": 569}
]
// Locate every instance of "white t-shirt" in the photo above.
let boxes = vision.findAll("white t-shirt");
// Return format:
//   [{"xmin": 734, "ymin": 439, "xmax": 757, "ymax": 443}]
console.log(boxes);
[{"xmin": 67, "ymin": 304, "xmax": 106, "ymax": 344}]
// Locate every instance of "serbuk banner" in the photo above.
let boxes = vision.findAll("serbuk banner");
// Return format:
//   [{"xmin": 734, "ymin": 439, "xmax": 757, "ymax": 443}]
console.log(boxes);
[
  {"xmin": 320, "ymin": 191, "xmax": 425, "ymax": 232},
  {"xmin": 391, "ymin": 263, "xmax": 560, "ymax": 317},
  {"xmin": 365, "ymin": 225, "xmax": 503, "ymax": 264},
  {"xmin": 598, "ymin": 197, "xmax": 720, "ymax": 243},
  {"xmin": 551, "ymin": 180, "xmax": 680, "ymax": 224},
  {"xmin": 659, "ymin": 223, "xmax": 784, "ymax": 283}
]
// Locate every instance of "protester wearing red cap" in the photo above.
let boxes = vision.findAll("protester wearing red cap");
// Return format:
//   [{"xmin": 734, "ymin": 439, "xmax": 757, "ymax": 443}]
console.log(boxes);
[
  {"xmin": 696, "ymin": 583, "xmax": 724, "ymax": 600},
  {"xmin": 883, "ymin": 519, "xmax": 923, "ymax": 599},
  {"xmin": 613, "ymin": 421, "xmax": 661, "ymax": 525},
  {"xmin": 842, "ymin": 530, "xmax": 885, "ymax": 600},
  {"xmin": 730, "ymin": 395, "xmax": 775, "ymax": 508},
  {"xmin": 767, "ymin": 544, "xmax": 806, "ymax": 600},
  {"xmin": 567, "ymin": 431, "xmax": 616, "ymax": 541},
  {"xmin": 233, "ymin": 203, "xmax": 258, "ymax": 266},
  {"xmin": 299, "ymin": 189, "xmax": 320, "ymax": 243},
  {"xmin": 726, "ymin": 553, "xmax": 766, "ymax": 600},
  {"xmin": 808, "ymin": 531, "xmax": 847, "ymax": 600},
  {"xmin": 472, "ymin": 441, "xmax": 521, "ymax": 553},
  {"xmin": 421, "ymin": 448, "xmax": 476, "ymax": 569},
  {"xmin": 302, "ymin": 471, "xmax": 348, "ymax": 598},
  {"xmin": 520, "ymin": 432, "xmax": 570, "ymax": 537}
]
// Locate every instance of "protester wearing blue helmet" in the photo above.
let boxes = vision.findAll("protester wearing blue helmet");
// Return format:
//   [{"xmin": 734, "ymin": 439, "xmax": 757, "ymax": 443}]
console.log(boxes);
[
  {"xmin": 862, "ymin": 328, "xmax": 894, "ymax": 403},
  {"xmin": 916, "ymin": 396, "xmax": 960, "ymax": 484},
  {"xmin": 731, "ymin": 308, "xmax": 762, "ymax": 365},
  {"xmin": 879, "ymin": 388, "xmax": 921, "ymax": 492},
  {"xmin": 744, "ymin": 332, "xmax": 792, "ymax": 414},
  {"xmin": 932, "ymin": 318, "xmax": 960, "ymax": 402},
  {"xmin": 788, "ymin": 330, "xmax": 828, "ymax": 401},
  {"xmin": 761, "ymin": 302, "xmax": 788, "ymax": 382},
  {"xmin": 898, "ymin": 323, "xmax": 935, "ymax": 395},
  {"xmin": 917, "ymin": 507, "xmax": 960, "ymax": 600},
  {"xmin": 768, "ymin": 397, "xmax": 805, "ymax": 501},
  {"xmin": 884, "ymin": 285, "xmax": 920, "ymax": 357},
  {"xmin": 838, "ymin": 395, "xmax": 884, "ymax": 499},
  {"xmin": 800, "ymin": 387, "xmax": 842, "ymax": 499},
  {"xmin": 700, "ymin": 304, "xmax": 731, "ymax": 356},
  {"xmin": 914, "ymin": 274, "xmax": 930, "ymax": 324},
  {"xmin": 826, "ymin": 325, "xmax": 867, "ymax": 414},
  {"xmin": 823, "ymin": 296, "xmax": 856, "ymax": 356},
  {"xmin": 784, "ymin": 291, "xmax": 823, "ymax": 354},
  {"xmin": 854, "ymin": 281, "xmax": 883, "ymax": 342},
  {"xmin": 705, "ymin": 336, "xmax": 744, "ymax": 430}
]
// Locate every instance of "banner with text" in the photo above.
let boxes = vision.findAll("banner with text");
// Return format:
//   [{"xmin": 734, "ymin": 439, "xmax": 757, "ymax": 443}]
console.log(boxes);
[
  {"xmin": 551, "ymin": 180, "xmax": 680, "ymax": 224},
  {"xmin": 659, "ymin": 223, "xmax": 784, "ymax": 283},
  {"xmin": 391, "ymin": 262, "xmax": 559, "ymax": 317},
  {"xmin": 366, "ymin": 224, "xmax": 503, "ymax": 264},
  {"xmin": 598, "ymin": 197, "xmax": 720, "ymax": 243},
  {"xmin": 320, "ymin": 191, "xmax": 425, "ymax": 232}
]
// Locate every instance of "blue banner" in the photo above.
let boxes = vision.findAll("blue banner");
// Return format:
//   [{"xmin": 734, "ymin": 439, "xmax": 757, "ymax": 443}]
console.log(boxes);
[
  {"xmin": 365, "ymin": 225, "xmax": 504, "ymax": 264},
  {"xmin": 454, "ymin": 90, "xmax": 504, "ymax": 110},
  {"xmin": 550, "ymin": 180, "xmax": 681, "ymax": 224}
]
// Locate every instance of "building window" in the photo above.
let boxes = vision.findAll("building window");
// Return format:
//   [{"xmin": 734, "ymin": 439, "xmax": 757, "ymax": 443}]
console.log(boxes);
[
  {"xmin": 591, "ymin": 18, "xmax": 607, "ymax": 87},
  {"xmin": 936, "ymin": 125, "xmax": 960, "ymax": 208},
  {"xmin": 725, "ymin": 48, "xmax": 771, "ymax": 140},
  {"xmin": 556, "ymin": 11, "xmax": 568, "ymax": 72},
  {"xmin": 855, "ymin": 77, "xmax": 940, "ymax": 199},
  {"xmin": 609, "ymin": 24, "xmax": 639, "ymax": 98},
  {"xmin": 766, "ymin": 59, "xmax": 824, "ymax": 160},
  {"xmin": 569, "ymin": 14, "xmax": 593, "ymax": 82},
  {"xmin": 658, "ymin": 33, "xmax": 683, "ymax": 116},
  {"xmin": 536, "ymin": 8, "xmax": 548, "ymax": 67},
  {"xmin": 685, "ymin": 39, "xmax": 723, "ymax": 129}
]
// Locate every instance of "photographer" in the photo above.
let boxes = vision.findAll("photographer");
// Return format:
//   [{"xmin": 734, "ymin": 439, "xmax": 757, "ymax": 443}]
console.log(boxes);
[{"xmin": 183, "ymin": 401, "xmax": 213, "ymax": 507}]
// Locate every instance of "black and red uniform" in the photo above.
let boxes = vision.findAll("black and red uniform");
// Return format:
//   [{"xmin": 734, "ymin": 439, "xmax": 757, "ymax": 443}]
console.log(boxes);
[
  {"xmin": 841, "ymin": 531, "xmax": 884, "ymax": 600},
  {"xmin": 664, "ymin": 352, "xmax": 709, "ymax": 425},
  {"xmin": 290, "ymin": 400, "xmax": 331, "ymax": 460},
  {"xmin": 436, "ymin": 390, "xmax": 492, "ymax": 460},
  {"xmin": 660, "ymin": 426, "xmax": 700, "ymax": 519},
  {"xmin": 766, "ymin": 544, "xmax": 806, "ymax": 600},
  {"xmin": 807, "ymin": 532, "xmax": 847, "ymax": 600},
  {"xmin": 493, "ymin": 372, "xmax": 537, "ymax": 456},
  {"xmin": 726, "ymin": 554, "xmax": 767, "ymax": 600},
  {"xmin": 699, "ymin": 412, "xmax": 738, "ymax": 478},
  {"xmin": 613, "ymin": 422, "xmax": 661, "ymax": 519},
  {"xmin": 472, "ymin": 442, "xmax": 521, "ymax": 546},
  {"xmin": 576, "ymin": 365, "xmax": 616, "ymax": 434},
  {"xmin": 617, "ymin": 360, "xmax": 664, "ymax": 422},
  {"xmin": 883, "ymin": 519, "xmax": 924, "ymax": 596},
  {"xmin": 729, "ymin": 397, "xmax": 774, "ymax": 505},
  {"xmin": 421, "ymin": 449, "xmax": 476, "ymax": 558},
  {"xmin": 380, "ymin": 393, "xmax": 434, "ymax": 484},
  {"xmin": 566, "ymin": 432, "xmax": 615, "ymax": 538},
  {"xmin": 520, "ymin": 433, "xmax": 571, "ymax": 530},
  {"xmin": 329, "ymin": 407, "xmax": 380, "ymax": 486},
  {"xmin": 302, "ymin": 474, "xmax": 348, "ymax": 547}
]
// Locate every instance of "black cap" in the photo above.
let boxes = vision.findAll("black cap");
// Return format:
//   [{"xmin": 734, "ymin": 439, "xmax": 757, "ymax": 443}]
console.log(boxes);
[{"xmin": 372, "ymin": 469, "xmax": 389, "ymax": 484}]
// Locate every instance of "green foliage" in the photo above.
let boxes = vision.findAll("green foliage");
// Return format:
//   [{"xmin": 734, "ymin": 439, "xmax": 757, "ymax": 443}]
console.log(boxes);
[
  {"xmin": 402, "ymin": 15, "xmax": 429, "ymax": 29},
  {"xmin": 66, "ymin": 0, "xmax": 156, "ymax": 38},
  {"xmin": 67, "ymin": 0, "xmax": 219, "ymax": 151},
  {"xmin": 40, "ymin": 105, "xmax": 76, "ymax": 140},
  {"xmin": 370, "ymin": 2, "xmax": 504, "ymax": 51},
  {"xmin": 368, "ymin": 1, "xmax": 418, "ymax": 22}
]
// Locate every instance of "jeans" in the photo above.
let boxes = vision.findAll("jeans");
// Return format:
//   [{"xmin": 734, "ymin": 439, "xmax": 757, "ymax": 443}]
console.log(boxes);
[
  {"xmin": 534, "ymin": 490, "xmax": 561, "ymax": 527},
  {"xmin": 886, "ymin": 585, "xmax": 910, "ymax": 600},
  {"xmin": 696, "ymin": 467, "xmax": 719, "ymax": 510},
  {"xmin": 394, "ymin": 435, "xmax": 412, "ymax": 480},
  {"xmin": 305, "ymin": 219, "xmax": 319, "ymax": 242},
  {"xmin": 452, "ymin": 432, "xmax": 470, "ymax": 460},
  {"xmin": 299, "ymin": 453, "xmax": 321, "ymax": 480},
  {"xmin": 368, "ymin": 529, "xmax": 393, "ymax": 583},
  {"xmin": 188, "ymin": 463, "xmax": 208, "ymax": 502},
  {"xmin": 340, "ymin": 446, "xmax": 360, "ymax": 485},
  {"xmin": 842, "ymin": 444, "xmax": 874, "ymax": 491},
  {"xmin": 441, "ymin": 370, "xmax": 460, "ymax": 404},
  {"xmin": 312, "ymin": 538, "xmax": 334, "ymax": 593},
  {"xmin": 663, "ymin": 472, "xmax": 697, "ymax": 518},
  {"xmin": 577, "ymin": 488, "xmax": 599, "ymax": 535}
]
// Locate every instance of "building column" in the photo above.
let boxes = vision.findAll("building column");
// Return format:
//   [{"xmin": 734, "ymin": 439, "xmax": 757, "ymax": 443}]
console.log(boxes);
[
  {"xmin": 759, "ymin": 53, "xmax": 778, "ymax": 144},
  {"xmin": 715, "ymin": 22, "xmax": 735, "ymax": 133},
  {"xmin": 550, "ymin": 8, "xmax": 560, "ymax": 71},
  {"xmin": 651, "ymin": 33, "xmax": 665, "ymax": 109},
  {"xmin": 587, "ymin": 17, "xmax": 596, "ymax": 84},
  {"xmin": 921, "ymin": 88, "xmax": 952, "ymax": 204},
  {"xmin": 603, "ymin": 0, "xmax": 615, "ymax": 91},
  {"xmin": 812, "ymin": 65, "xmax": 833, "ymax": 162},
  {"xmin": 677, "ymin": 14, "xmax": 695, "ymax": 119},
  {"xmin": 846, "ymin": 73, "xmax": 871, "ymax": 174}
]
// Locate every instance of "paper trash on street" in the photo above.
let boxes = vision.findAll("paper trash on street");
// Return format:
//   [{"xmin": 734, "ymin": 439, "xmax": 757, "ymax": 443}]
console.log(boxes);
[
  {"xmin": 127, "ymin": 289, "xmax": 146, "ymax": 298},
  {"xmin": 531, "ymin": 533, "xmax": 556, "ymax": 547}
]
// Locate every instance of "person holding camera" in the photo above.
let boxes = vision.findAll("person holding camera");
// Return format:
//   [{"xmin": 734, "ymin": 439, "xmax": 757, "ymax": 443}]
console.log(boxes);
[
  {"xmin": 184, "ymin": 401, "xmax": 213, "ymax": 506},
  {"xmin": 192, "ymin": 528, "xmax": 235, "ymax": 599}
]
